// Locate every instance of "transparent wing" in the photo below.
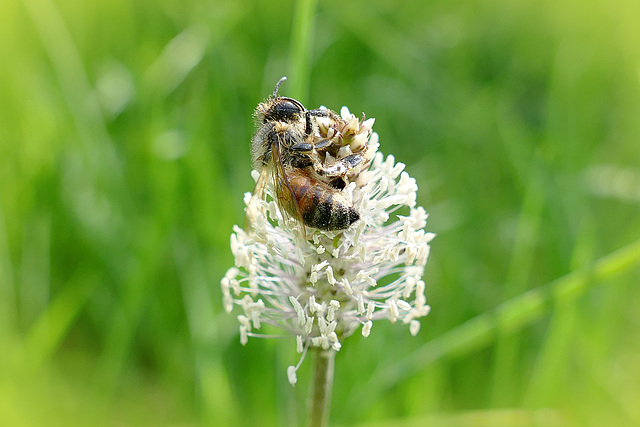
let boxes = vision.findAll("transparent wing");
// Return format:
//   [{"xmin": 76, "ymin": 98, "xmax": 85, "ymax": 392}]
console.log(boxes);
[{"xmin": 271, "ymin": 138, "xmax": 307, "ymax": 235}]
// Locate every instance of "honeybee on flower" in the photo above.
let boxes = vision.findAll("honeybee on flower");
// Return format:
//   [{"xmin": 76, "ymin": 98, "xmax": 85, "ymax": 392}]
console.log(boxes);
[
  {"xmin": 222, "ymin": 79, "xmax": 434, "ymax": 385},
  {"xmin": 247, "ymin": 77, "xmax": 376, "ymax": 233}
]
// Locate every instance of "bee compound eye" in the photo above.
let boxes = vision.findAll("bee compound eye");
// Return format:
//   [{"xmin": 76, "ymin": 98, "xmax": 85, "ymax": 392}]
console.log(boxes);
[{"xmin": 272, "ymin": 100, "xmax": 303, "ymax": 120}]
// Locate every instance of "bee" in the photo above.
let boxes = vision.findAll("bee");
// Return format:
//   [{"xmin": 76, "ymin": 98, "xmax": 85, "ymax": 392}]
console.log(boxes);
[{"xmin": 248, "ymin": 77, "xmax": 367, "ymax": 232}]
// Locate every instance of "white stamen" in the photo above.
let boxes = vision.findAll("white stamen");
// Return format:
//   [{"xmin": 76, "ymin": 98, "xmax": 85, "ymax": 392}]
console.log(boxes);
[
  {"xmin": 362, "ymin": 321, "xmax": 373, "ymax": 337},
  {"xmin": 409, "ymin": 320, "xmax": 421, "ymax": 336},
  {"xmin": 287, "ymin": 366, "xmax": 298, "ymax": 385}
]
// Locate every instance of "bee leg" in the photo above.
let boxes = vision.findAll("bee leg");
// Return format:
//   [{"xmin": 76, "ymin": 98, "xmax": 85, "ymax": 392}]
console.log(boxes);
[
  {"xmin": 307, "ymin": 108, "xmax": 341, "ymax": 134},
  {"xmin": 313, "ymin": 139, "xmax": 332, "ymax": 151},
  {"xmin": 289, "ymin": 142, "xmax": 314, "ymax": 152},
  {"xmin": 315, "ymin": 162, "xmax": 346, "ymax": 177},
  {"xmin": 308, "ymin": 108, "xmax": 330, "ymax": 117},
  {"xmin": 315, "ymin": 154, "xmax": 364, "ymax": 178},
  {"xmin": 309, "ymin": 108, "xmax": 341, "ymax": 121},
  {"xmin": 341, "ymin": 154, "xmax": 364, "ymax": 169}
]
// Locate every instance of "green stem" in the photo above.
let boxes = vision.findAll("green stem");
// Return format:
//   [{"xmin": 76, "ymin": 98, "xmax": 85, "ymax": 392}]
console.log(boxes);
[
  {"xmin": 308, "ymin": 348, "xmax": 335, "ymax": 427},
  {"xmin": 289, "ymin": 0, "xmax": 318, "ymax": 101}
]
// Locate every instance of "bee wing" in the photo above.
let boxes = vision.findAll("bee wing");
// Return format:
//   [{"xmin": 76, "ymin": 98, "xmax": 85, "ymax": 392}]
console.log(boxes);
[{"xmin": 271, "ymin": 139, "xmax": 307, "ymax": 234}]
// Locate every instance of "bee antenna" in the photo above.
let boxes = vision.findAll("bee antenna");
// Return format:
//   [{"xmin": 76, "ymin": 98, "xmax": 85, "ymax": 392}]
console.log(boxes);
[{"xmin": 273, "ymin": 76, "xmax": 287, "ymax": 98}]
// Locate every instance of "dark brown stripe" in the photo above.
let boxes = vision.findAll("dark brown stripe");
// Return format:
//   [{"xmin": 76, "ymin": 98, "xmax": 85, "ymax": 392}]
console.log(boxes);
[{"xmin": 311, "ymin": 192, "xmax": 333, "ymax": 230}]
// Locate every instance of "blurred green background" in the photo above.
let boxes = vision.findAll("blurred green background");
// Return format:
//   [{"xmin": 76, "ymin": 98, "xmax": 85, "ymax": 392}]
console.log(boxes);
[{"xmin": 2, "ymin": 0, "xmax": 640, "ymax": 425}]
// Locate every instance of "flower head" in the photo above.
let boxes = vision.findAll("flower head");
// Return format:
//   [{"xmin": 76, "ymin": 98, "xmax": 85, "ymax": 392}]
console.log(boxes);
[{"xmin": 221, "ymin": 107, "xmax": 434, "ymax": 385}]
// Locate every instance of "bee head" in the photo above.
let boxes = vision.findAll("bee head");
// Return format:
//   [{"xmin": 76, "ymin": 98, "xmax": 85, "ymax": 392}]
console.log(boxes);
[
  {"xmin": 265, "ymin": 97, "xmax": 306, "ymax": 122},
  {"xmin": 260, "ymin": 77, "xmax": 306, "ymax": 123}
]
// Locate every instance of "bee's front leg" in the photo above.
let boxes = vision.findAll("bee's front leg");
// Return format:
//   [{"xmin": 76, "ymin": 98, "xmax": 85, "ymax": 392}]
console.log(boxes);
[
  {"xmin": 289, "ymin": 138, "xmax": 332, "ymax": 153},
  {"xmin": 311, "ymin": 153, "xmax": 366, "ymax": 190},
  {"xmin": 308, "ymin": 108, "xmax": 340, "ymax": 119},
  {"xmin": 289, "ymin": 142, "xmax": 314, "ymax": 152}
]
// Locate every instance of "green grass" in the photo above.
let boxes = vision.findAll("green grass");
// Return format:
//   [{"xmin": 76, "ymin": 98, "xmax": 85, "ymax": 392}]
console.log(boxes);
[{"xmin": 2, "ymin": 0, "xmax": 640, "ymax": 425}]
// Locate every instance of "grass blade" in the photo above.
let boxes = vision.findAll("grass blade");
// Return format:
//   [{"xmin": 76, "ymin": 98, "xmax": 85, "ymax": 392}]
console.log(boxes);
[{"xmin": 351, "ymin": 237, "xmax": 640, "ymax": 410}]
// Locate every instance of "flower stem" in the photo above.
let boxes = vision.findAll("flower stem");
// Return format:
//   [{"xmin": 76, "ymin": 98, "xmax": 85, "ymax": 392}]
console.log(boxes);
[
  {"xmin": 288, "ymin": 0, "xmax": 318, "ymax": 101},
  {"xmin": 308, "ymin": 348, "xmax": 335, "ymax": 427}
]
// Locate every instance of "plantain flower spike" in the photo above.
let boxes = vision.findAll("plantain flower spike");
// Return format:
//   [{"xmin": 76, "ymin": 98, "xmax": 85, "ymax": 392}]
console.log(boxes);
[{"xmin": 221, "ymin": 105, "xmax": 434, "ymax": 385}]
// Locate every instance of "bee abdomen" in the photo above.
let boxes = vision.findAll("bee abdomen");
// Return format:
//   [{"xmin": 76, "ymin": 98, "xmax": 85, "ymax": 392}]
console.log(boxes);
[
  {"xmin": 291, "ymin": 173, "xmax": 359, "ymax": 231},
  {"xmin": 303, "ymin": 191, "xmax": 359, "ymax": 231}
]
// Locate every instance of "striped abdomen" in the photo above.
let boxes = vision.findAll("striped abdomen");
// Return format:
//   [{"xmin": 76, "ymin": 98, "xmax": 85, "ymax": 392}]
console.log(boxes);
[{"xmin": 287, "ymin": 170, "xmax": 359, "ymax": 231}]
